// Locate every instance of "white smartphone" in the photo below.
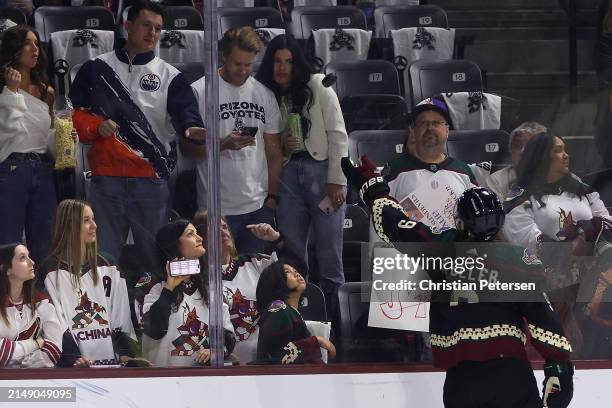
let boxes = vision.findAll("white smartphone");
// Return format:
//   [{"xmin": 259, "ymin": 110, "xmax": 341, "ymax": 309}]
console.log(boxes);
[
  {"xmin": 169, "ymin": 259, "xmax": 201, "ymax": 277},
  {"xmin": 318, "ymin": 196, "xmax": 335, "ymax": 214}
]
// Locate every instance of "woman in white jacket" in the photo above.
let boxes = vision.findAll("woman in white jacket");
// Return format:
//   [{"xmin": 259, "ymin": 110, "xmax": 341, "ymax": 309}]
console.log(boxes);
[
  {"xmin": 0, "ymin": 243, "xmax": 62, "ymax": 368},
  {"xmin": 255, "ymin": 35, "xmax": 348, "ymax": 311},
  {"xmin": 0, "ymin": 25, "xmax": 56, "ymax": 264}
]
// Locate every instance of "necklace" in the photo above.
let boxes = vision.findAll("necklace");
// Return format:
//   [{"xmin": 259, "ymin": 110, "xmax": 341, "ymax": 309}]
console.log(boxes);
[{"xmin": 9, "ymin": 296, "xmax": 23, "ymax": 304}]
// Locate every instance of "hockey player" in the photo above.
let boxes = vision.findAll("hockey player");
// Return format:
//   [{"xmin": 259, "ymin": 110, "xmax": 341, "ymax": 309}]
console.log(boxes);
[{"xmin": 342, "ymin": 156, "xmax": 574, "ymax": 408}]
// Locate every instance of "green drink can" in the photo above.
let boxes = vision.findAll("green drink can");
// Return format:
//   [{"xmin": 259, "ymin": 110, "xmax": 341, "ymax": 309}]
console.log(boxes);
[{"xmin": 287, "ymin": 113, "xmax": 305, "ymax": 152}]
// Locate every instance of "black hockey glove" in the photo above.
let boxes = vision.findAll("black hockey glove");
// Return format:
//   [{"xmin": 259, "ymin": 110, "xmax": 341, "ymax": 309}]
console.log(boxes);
[
  {"xmin": 542, "ymin": 360, "xmax": 574, "ymax": 408},
  {"xmin": 341, "ymin": 156, "xmax": 390, "ymax": 205}
]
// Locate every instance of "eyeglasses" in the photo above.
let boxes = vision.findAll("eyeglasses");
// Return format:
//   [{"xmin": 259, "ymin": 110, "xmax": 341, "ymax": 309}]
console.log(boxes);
[{"xmin": 415, "ymin": 120, "xmax": 448, "ymax": 130}]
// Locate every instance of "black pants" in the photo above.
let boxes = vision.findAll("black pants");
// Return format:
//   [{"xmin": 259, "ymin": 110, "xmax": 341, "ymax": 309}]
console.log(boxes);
[{"xmin": 443, "ymin": 358, "xmax": 542, "ymax": 408}]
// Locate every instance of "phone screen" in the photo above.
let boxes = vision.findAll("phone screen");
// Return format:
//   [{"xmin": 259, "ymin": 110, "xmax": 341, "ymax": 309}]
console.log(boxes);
[
  {"xmin": 169, "ymin": 259, "xmax": 201, "ymax": 277},
  {"xmin": 240, "ymin": 126, "xmax": 258, "ymax": 137}
]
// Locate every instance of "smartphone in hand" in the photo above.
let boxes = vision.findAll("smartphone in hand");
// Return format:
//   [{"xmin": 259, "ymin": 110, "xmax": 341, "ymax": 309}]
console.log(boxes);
[
  {"xmin": 240, "ymin": 126, "xmax": 258, "ymax": 137},
  {"xmin": 169, "ymin": 259, "xmax": 201, "ymax": 277},
  {"xmin": 318, "ymin": 196, "xmax": 335, "ymax": 214}
]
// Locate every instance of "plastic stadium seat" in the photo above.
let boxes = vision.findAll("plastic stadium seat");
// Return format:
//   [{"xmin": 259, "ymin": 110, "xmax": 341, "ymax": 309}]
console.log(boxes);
[
  {"xmin": 0, "ymin": 6, "xmax": 27, "ymax": 26},
  {"xmin": 325, "ymin": 59, "xmax": 400, "ymax": 100},
  {"xmin": 341, "ymin": 94, "xmax": 410, "ymax": 133},
  {"xmin": 348, "ymin": 129, "xmax": 407, "ymax": 166},
  {"xmin": 408, "ymin": 59, "xmax": 483, "ymax": 107},
  {"xmin": 289, "ymin": 6, "xmax": 367, "ymax": 40},
  {"xmin": 218, "ymin": 7, "xmax": 284, "ymax": 39},
  {"xmin": 218, "ymin": 0, "xmax": 254, "ymax": 6},
  {"xmin": 170, "ymin": 61, "xmax": 205, "ymax": 84},
  {"xmin": 337, "ymin": 282, "xmax": 421, "ymax": 362},
  {"xmin": 446, "ymin": 130, "xmax": 511, "ymax": 173},
  {"xmin": 343, "ymin": 204, "xmax": 369, "ymax": 242},
  {"xmin": 562, "ymin": 136, "xmax": 606, "ymax": 177},
  {"xmin": 342, "ymin": 206, "xmax": 368, "ymax": 282},
  {"xmin": 33, "ymin": 6, "xmax": 115, "ymax": 42},
  {"xmin": 163, "ymin": 6, "xmax": 204, "ymax": 30},
  {"xmin": 374, "ymin": 5, "xmax": 448, "ymax": 38},
  {"xmin": 299, "ymin": 283, "xmax": 327, "ymax": 322}
]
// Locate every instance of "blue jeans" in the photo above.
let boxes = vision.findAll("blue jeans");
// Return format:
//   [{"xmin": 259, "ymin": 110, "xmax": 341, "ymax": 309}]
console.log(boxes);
[
  {"xmin": 226, "ymin": 205, "xmax": 276, "ymax": 255},
  {"xmin": 276, "ymin": 156, "xmax": 345, "ymax": 295},
  {"xmin": 88, "ymin": 176, "xmax": 169, "ymax": 266},
  {"xmin": 0, "ymin": 158, "xmax": 57, "ymax": 263}
]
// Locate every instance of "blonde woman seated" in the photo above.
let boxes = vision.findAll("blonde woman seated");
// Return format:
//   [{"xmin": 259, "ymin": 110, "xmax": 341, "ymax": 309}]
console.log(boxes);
[{"xmin": 42, "ymin": 199, "xmax": 143, "ymax": 368}]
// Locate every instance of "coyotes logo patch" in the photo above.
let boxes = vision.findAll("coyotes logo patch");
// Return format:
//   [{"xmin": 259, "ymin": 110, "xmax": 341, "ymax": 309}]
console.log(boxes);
[
  {"xmin": 72, "ymin": 290, "xmax": 108, "ymax": 329},
  {"xmin": 171, "ymin": 305, "xmax": 209, "ymax": 356},
  {"xmin": 224, "ymin": 287, "xmax": 258, "ymax": 342}
]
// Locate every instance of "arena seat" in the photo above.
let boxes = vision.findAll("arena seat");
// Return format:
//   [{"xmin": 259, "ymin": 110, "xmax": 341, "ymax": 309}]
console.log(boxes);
[
  {"xmin": 325, "ymin": 59, "xmax": 401, "ymax": 100},
  {"xmin": 562, "ymin": 135, "xmax": 606, "ymax": 177},
  {"xmin": 289, "ymin": 6, "xmax": 367, "ymax": 40},
  {"xmin": 348, "ymin": 129, "xmax": 407, "ymax": 166},
  {"xmin": 408, "ymin": 59, "xmax": 483, "ymax": 107},
  {"xmin": 218, "ymin": 7, "xmax": 284, "ymax": 39},
  {"xmin": 218, "ymin": 0, "xmax": 254, "ymax": 6},
  {"xmin": 163, "ymin": 6, "xmax": 204, "ymax": 30},
  {"xmin": 374, "ymin": 4, "xmax": 449, "ymax": 39},
  {"xmin": 342, "ymin": 205, "xmax": 369, "ymax": 283},
  {"xmin": 0, "ymin": 6, "xmax": 27, "ymax": 26},
  {"xmin": 446, "ymin": 130, "xmax": 511, "ymax": 173},
  {"xmin": 341, "ymin": 94, "xmax": 410, "ymax": 132},
  {"xmin": 299, "ymin": 283, "xmax": 328, "ymax": 322},
  {"xmin": 170, "ymin": 61, "xmax": 205, "ymax": 83},
  {"xmin": 343, "ymin": 205, "xmax": 370, "ymax": 243},
  {"xmin": 337, "ymin": 281, "xmax": 421, "ymax": 362},
  {"xmin": 33, "ymin": 6, "xmax": 115, "ymax": 42}
]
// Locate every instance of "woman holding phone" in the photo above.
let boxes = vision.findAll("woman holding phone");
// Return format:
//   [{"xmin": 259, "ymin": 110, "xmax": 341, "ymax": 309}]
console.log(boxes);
[
  {"xmin": 255, "ymin": 34, "xmax": 348, "ymax": 312},
  {"xmin": 42, "ymin": 199, "xmax": 141, "ymax": 368},
  {"xmin": 141, "ymin": 219, "xmax": 236, "ymax": 367},
  {"xmin": 0, "ymin": 25, "xmax": 57, "ymax": 264}
]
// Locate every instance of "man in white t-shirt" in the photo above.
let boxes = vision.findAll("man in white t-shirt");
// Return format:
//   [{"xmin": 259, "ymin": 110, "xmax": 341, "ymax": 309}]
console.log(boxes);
[{"xmin": 193, "ymin": 27, "xmax": 283, "ymax": 254}]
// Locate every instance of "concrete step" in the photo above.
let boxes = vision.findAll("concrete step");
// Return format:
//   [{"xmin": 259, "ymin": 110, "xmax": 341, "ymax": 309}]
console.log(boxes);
[
  {"xmin": 456, "ymin": 26, "xmax": 596, "ymax": 41},
  {"xmin": 463, "ymin": 39, "xmax": 595, "ymax": 73},
  {"xmin": 429, "ymin": 0, "xmax": 599, "ymax": 11},
  {"xmin": 444, "ymin": 9, "xmax": 597, "ymax": 29}
]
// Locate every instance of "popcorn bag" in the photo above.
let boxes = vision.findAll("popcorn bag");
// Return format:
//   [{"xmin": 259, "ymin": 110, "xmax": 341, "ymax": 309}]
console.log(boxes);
[{"xmin": 54, "ymin": 96, "xmax": 77, "ymax": 169}]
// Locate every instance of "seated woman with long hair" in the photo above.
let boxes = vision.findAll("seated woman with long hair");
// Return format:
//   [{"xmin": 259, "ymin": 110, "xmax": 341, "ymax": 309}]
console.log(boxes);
[
  {"xmin": 42, "ymin": 199, "xmax": 140, "ymax": 368},
  {"xmin": 0, "ymin": 243, "xmax": 62, "ymax": 367},
  {"xmin": 192, "ymin": 211, "xmax": 305, "ymax": 364},
  {"xmin": 503, "ymin": 132, "xmax": 612, "ymax": 356},
  {"xmin": 141, "ymin": 219, "xmax": 236, "ymax": 367},
  {"xmin": 255, "ymin": 260, "xmax": 335, "ymax": 364}
]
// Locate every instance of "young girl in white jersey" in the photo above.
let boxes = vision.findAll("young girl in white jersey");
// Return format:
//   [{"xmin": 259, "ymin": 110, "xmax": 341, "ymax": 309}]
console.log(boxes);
[
  {"xmin": 42, "ymin": 199, "xmax": 143, "ymax": 368},
  {"xmin": 0, "ymin": 243, "xmax": 62, "ymax": 367}
]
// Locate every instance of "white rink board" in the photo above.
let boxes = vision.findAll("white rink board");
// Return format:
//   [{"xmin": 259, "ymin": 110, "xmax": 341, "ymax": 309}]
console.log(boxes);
[{"xmin": 0, "ymin": 369, "xmax": 609, "ymax": 407}]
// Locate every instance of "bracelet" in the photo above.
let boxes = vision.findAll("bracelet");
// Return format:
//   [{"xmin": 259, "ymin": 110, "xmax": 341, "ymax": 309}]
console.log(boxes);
[{"xmin": 266, "ymin": 194, "xmax": 280, "ymax": 204}]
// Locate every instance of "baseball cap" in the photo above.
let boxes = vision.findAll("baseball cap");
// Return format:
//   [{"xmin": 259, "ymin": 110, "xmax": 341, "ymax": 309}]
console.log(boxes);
[{"xmin": 412, "ymin": 95, "xmax": 453, "ymax": 129}]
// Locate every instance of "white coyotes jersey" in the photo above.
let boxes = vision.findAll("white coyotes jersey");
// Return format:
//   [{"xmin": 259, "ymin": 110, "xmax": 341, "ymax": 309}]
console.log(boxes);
[
  {"xmin": 142, "ymin": 284, "xmax": 233, "ymax": 367},
  {"xmin": 0, "ymin": 295, "xmax": 62, "ymax": 368},
  {"xmin": 504, "ymin": 190, "xmax": 612, "ymax": 253},
  {"xmin": 222, "ymin": 252, "xmax": 278, "ymax": 364},
  {"xmin": 44, "ymin": 259, "xmax": 136, "ymax": 365}
]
